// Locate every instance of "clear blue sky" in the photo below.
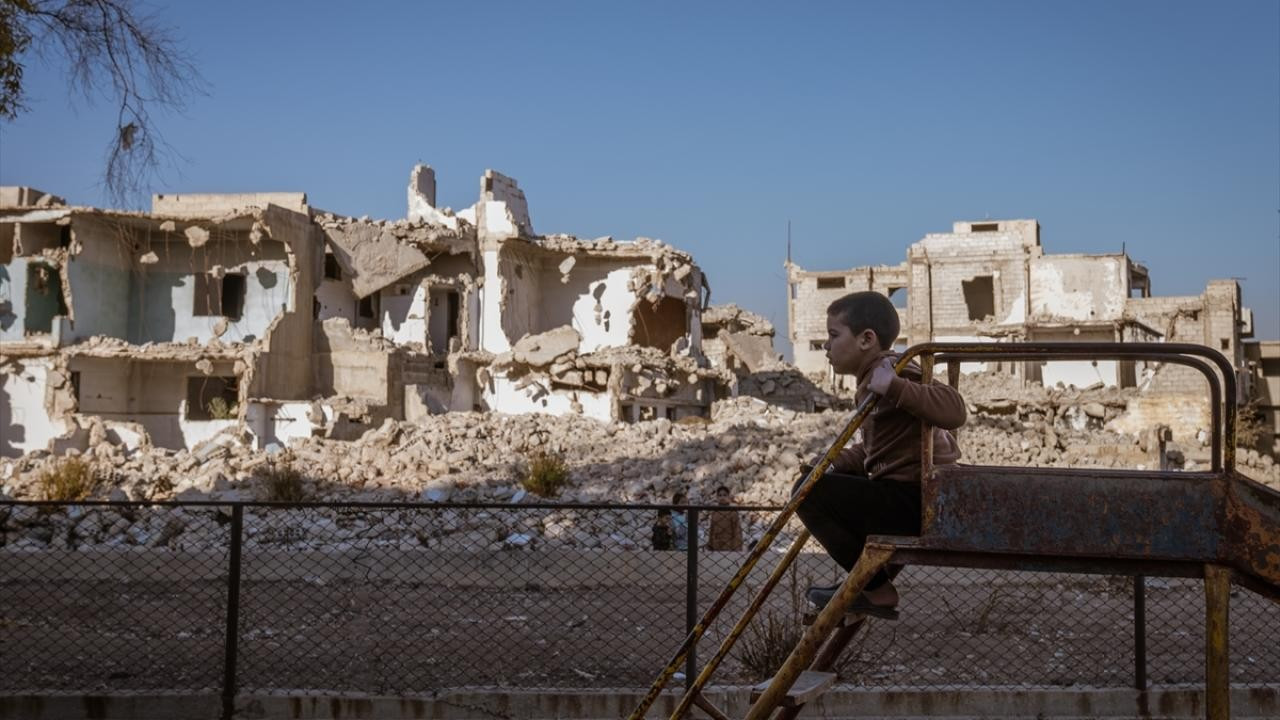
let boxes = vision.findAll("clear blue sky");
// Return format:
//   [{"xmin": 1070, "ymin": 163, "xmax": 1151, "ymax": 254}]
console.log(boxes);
[{"xmin": 2, "ymin": 0, "xmax": 1277, "ymax": 351}]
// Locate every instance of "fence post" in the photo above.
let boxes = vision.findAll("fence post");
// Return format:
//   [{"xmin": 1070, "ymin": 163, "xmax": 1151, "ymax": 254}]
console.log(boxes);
[
  {"xmin": 221, "ymin": 504, "xmax": 244, "ymax": 720},
  {"xmin": 685, "ymin": 507, "xmax": 699, "ymax": 691},
  {"xmin": 1134, "ymin": 575, "xmax": 1147, "ymax": 691}
]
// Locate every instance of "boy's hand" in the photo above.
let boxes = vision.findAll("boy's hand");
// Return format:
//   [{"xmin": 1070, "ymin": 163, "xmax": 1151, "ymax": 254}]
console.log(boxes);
[{"xmin": 866, "ymin": 358, "xmax": 897, "ymax": 396}]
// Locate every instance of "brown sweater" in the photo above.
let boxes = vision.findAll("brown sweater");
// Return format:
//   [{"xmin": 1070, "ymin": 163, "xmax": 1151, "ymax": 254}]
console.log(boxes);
[{"xmin": 832, "ymin": 350, "xmax": 967, "ymax": 483}]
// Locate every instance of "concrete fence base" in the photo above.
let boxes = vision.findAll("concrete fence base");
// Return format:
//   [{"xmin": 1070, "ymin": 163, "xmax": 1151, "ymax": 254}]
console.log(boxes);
[{"xmin": 3, "ymin": 686, "xmax": 1278, "ymax": 720}]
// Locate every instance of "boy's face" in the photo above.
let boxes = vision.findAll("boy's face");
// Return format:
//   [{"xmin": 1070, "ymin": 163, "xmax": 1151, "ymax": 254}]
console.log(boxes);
[
  {"xmin": 716, "ymin": 488, "xmax": 731, "ymax": 504},
  {"xmin": 825, "ymin": 313, "xmax": 879, "ymax": 377}
]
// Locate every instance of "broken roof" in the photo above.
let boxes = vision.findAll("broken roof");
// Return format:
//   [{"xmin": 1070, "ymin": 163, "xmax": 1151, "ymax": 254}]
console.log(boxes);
[{"xmin": 317, "ymin": 215, "xmax": 478, "ymax": 299}]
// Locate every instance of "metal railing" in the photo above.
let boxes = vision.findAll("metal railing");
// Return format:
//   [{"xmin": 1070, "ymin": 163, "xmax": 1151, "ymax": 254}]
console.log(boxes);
[{"xmin": 2, "ymin": 499, "xmax": 1278, "ymax": 719}]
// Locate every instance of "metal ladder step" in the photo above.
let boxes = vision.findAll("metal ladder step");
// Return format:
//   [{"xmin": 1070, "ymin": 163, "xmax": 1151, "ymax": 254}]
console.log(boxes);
[{"xmin": 749, "ymin": 669, "xmax": 836, "ymax": 708}]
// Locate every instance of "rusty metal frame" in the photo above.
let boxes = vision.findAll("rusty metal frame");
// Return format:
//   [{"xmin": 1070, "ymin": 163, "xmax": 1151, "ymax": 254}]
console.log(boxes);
[{"xmin": 641, "ymin": 341, "xmax": 1262, "ymax": 720}]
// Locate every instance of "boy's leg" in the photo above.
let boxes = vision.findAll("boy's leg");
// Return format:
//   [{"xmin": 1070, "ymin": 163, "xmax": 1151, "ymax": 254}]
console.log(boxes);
[{"xmin": 791, "ymin": 468, "xmax": 921, "ymax": 591}]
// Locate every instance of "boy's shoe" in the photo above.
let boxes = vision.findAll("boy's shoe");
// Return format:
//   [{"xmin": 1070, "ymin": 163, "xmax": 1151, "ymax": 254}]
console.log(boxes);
[{"xmin": 805, "ymin": 584, "xmax": 900, "ymax": 620}]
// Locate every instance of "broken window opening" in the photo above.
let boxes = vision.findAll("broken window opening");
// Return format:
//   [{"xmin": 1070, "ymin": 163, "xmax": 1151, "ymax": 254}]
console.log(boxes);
[
  {"xmin": 358, "ymin": 294, "xmax": 378, "ymax": 319},
  {"xmin": 194, "ymin": 272, "xmax": 246, "ymax": 319},
  {"xmin": 24, "ymin": 263, "xmax": 66, "ymax": 334},
  {"xmin": 323, "ymin": 254, "xmax": 342, "ymax": 280},
  {"xmin": 809, "ymin": 340, "xmax": 825, "ymax": 351},
  {"xmin": 632, "ymin": 296, "xmax": 688, "ymax": 351},
  {"xmin": 789, "ymin": 283, "xmax": 798, "ymax": 300},
  {"xmin": 961, "ymin": 275, "xmax": 996, "ymax": 321},
  {"xmin": 888, "ymin": 286, "xmax": 908, "ymax": 309},
  {"xmin": 70, "ymin": 371, "xmax": 81, "ymax": 405},
  {"xmin": 817, "ymin": 277, "xmax": 846, "ymax": 290},
  {"xmin": 186, "ymin": 376, "xmax": 239, "ymax": 420},
  {"xmin": 1220, "ymin": 338, "xmax": 1229, "ymax": 351},
  {"xmin": 221, "ymin": 274, "xmax": 245, "ymax": 318},
  {"xmin": 446, "ymin": 290, "xmax": 460, "ymax": 343},
  {"xmin": 58, "ymin": 225, "xmax": 72, "ymax": 248},
  {"xmin": 971, "ymin": 223, "xmax": 999, "ymax": 233}
]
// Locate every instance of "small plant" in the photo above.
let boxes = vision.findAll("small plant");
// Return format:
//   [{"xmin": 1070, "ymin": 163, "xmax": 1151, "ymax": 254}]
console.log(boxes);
[
  {"xmin": 37, "ymin": 456, "xmax": 100, "ymax": 501},
  {"xmin": 736, "ymin": 609, "xmax": 805, "ymax": 681},
  {"xmin": 207, "ymin": 396, "xmax": 237, "ymax": 420},
  {"xmin": 522, "ymin": 451, "xmax": 570, "ymax": 497},
  {"xmin": 737, "ymin": 562, "xmax": 812, "ymax": 680},
  {"xmin": 259, "ymin": 461, "xmax": 307, "ymax": 502},
  {"xmin": 1236, "ymin": 396, "xmax": 1269, "ymax": 453}
]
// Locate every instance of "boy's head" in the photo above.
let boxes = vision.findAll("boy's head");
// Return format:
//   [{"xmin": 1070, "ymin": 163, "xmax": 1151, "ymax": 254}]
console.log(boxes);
[
  {"xmin": 672, "ymin": 491, "xmax": 687, "ymax": 505},
  {"xmin": 825, "ymin": 291, "xmax": 899, "ymax": 376},
  {"xmin": 715, "ymin": 485, "xmax": 732, "ymax": 504}
]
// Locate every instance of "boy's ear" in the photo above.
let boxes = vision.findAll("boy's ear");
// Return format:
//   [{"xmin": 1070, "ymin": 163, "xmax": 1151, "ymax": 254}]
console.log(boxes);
[{"xmin": 858, "ymin": 329, "xmax": 879, "ymax": 349}]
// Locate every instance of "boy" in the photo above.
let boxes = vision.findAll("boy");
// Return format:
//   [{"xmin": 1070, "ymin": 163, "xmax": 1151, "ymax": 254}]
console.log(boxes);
[
  {"xmin": 795, "ymin": 291, "xmax": 966, "ymax": 618},
  {"xmin": 707, "ymin": 485, "xmax": 744, "ymax": 551}
]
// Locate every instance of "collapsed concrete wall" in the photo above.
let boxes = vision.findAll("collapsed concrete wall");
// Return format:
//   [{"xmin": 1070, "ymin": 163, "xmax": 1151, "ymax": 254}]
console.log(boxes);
[
  {"xmin": 0, "ymin": 191, "xmax": 318, "ymax": 456},
  {"xmin": 0, "ymin": 356, "xmax": 68, "ymax": 456},
  {"xmin": 1, "ymin": 165, "xmax": 716, "ymax": 458}
]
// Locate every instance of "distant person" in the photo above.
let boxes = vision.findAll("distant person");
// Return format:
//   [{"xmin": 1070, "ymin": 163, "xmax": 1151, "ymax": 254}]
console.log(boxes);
[
  {"xmin": 651, "ymin": 508, "xmax": 674, "ymax": 551},
  {"xmin": 707, "ymin": 485, "xmax": 743, "ymax": 551},
  {"xmin": 671, "ymin": 491, "xmax": 689, "ymax": 551},
  {"xmin": 793, "ymin": 291, "xmax": 966, "ymax": 619}
]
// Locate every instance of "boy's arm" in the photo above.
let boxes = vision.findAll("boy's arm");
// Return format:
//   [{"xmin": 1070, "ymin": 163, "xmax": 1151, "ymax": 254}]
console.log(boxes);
[
  {"xmin": 833, "ymin": 445, "xmax": 867, "ymax": 474},
  {"xmin": 883, "ymin": 377, "xmax": 967, "ymax": 429}
]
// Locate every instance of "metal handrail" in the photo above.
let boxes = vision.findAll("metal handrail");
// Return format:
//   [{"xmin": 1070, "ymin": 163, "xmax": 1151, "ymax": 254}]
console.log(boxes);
[{"xmin": 903, "ymin": 342, "xmax": 1234, "ymax": 472}]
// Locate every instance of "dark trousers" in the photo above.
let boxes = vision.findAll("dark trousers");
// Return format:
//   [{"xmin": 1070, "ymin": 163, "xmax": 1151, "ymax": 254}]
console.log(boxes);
[{"xmin": 791, "ymin": 468, "xmax": 921, "ymax": 590}]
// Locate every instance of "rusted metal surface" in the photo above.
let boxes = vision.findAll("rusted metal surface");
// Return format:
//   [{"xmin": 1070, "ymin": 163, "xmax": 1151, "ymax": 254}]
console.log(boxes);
[
  {"xmin": 902, "ymin": 343, "xmax": 1280, "ymax": 596},
  {"xmin": 922, "ymin": 465, "xmax": 1225, "ymax": 561},
  {"xmin": 1223, "ymin": 472, "xmax": 1280, "ymax": 591},
  {"xmin": 1204, "ymin": 564, "xmax": 1231, "ymax": 720},
  {"xmin": 870, "ymin": 538, "xmax": 1211, "ymax": 578}
]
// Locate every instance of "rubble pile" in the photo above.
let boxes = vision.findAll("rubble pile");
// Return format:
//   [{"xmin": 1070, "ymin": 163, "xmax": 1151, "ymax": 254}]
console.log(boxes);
[{"xmin": 1, "ymin": 372, "xmax": 1276, "ymax": 552}]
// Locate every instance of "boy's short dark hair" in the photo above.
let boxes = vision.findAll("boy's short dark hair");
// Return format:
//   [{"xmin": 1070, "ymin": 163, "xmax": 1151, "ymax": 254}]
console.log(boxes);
[
  {"xmin": 827, "ymin": 291, "xmax": 899, "ymax": 350},
  {"xmin": 715, "ymin": 485, "xmax": 731, "ymax": 494}
]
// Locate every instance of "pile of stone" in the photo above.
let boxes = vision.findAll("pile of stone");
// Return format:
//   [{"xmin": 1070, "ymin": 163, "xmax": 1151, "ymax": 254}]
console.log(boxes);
[{"xmin": 2, "ymin": 371, "xmax": 1277, "ymax": 553}]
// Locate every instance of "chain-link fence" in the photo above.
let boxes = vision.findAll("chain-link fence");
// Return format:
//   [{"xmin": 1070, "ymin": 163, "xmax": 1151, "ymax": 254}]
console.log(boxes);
[{"xmin": 2, "ymin": 500, "xmax": 1277, "ymax": 701}]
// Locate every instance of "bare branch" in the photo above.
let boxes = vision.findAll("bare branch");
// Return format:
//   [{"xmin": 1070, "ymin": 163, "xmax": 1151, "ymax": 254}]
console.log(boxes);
[{"xmin": 5, "ymin": 0, "xmax": 205, "ymax": 204}]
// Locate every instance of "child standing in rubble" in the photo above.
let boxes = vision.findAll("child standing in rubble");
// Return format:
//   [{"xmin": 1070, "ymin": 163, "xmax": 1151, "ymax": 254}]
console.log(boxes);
[{"xmin": 794, "ymin": 291, "xmax": 966, "ymax": 618}]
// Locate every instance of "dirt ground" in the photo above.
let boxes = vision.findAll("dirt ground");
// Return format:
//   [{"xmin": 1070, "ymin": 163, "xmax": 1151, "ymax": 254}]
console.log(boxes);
[{"xmin": 2, "ymin": 555, "xmax": 1276, "ymax": 694}]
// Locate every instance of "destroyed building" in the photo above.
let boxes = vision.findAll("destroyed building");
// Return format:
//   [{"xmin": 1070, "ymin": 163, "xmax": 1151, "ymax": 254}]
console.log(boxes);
[
  {"xmin": 0, "ymin": 167, "xmax": 714, "ymax": 457},
  {"xmin": 786, "ymin": 219, "xmax": 1279, "ymax": 452}
]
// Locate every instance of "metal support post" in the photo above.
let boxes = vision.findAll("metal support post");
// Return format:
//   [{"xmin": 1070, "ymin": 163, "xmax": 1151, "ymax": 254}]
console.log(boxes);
[
  {"xmin": 221, "ymin": 505, "xmax": 244, "ymax": 720},
  {"xmin": 1204, "ymin": 564, "xmax": 1230, "ymax": 720},
  {"xmin": 684, "ymin": 508, "xmax": 699, "ymax": 691}
]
